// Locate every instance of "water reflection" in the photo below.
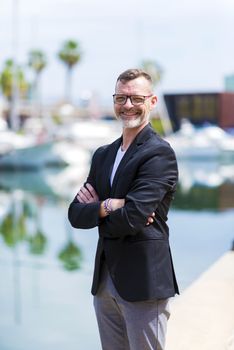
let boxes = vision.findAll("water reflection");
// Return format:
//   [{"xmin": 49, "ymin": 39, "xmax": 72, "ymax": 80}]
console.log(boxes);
[
  {"xmin": 177, "ymin": 160, "xmax": 234, "ymax": 190},
  {"xmin": 0, "ymin": 160, "xmax": 233, "ymax": 350},
  {"xmin": 0, "ymin": 166, "xmax": 87, "ymax": 198},
  {"xmin": 58, "ymin": 224, "xmax": 83, "ymax": 271},
  {"xmin": 0, "ymin": 161, "xmax": 234, "ymax": 266},
  {"xmin": 173, "ymin": 160, "xmax": 234, "ymax": 210},
  {"xmin": 173, "ymin": 183, "xmax": 234, "ymax": 211},
  {"xmin": 0, "ymin": 190, "xmax": 84, "ymax": 273}
]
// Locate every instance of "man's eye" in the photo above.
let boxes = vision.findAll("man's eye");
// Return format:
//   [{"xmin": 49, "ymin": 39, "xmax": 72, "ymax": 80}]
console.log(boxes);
[
  {"xmin": 116, "ymin": 97, "xmax": 125, "ymax": 103},
  {"xmin": 132, "ymin": 97, "xmax": 144, "ymax": 104}
]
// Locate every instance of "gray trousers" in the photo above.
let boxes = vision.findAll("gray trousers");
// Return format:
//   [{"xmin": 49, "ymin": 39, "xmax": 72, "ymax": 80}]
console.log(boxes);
[{"xmin": 93, "ymin": 263, "xmax": 171, "ymax": 350}]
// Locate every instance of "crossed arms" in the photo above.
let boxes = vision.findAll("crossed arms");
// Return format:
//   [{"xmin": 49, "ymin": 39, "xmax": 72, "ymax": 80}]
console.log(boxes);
[
  {"xmin": 77, "ymin": 183, "xmax": 155, "ymax": 225},
  {"xmin": 68, "ymin": 143, "xmax": 177, "ymax": 238}
]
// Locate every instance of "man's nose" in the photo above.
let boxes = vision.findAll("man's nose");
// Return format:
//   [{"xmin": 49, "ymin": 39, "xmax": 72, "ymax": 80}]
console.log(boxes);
[{"xmin": 123, "ymin": 96, "xmax": 134, "ymax": 107}]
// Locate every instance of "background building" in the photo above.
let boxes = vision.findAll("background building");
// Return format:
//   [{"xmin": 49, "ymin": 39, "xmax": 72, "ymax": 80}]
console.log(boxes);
[{"xmin": 164, "ymin": 92, "xmax": 234, "ymax": 131}]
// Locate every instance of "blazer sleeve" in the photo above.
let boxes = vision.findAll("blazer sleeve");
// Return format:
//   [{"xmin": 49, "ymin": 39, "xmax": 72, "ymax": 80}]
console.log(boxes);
[
  {"xmin": 99, "ymin": 144, "xmax": 178, "ymax": 238},
  {"xmin": 68, "ymin": 148, "xmax": 102, "ymax": 229}
]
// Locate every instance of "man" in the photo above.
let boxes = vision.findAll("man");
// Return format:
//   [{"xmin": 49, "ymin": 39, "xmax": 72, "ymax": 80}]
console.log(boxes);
[{"xmin": 68, "ymin": 69, "xmax": 179, "ymax": 350}]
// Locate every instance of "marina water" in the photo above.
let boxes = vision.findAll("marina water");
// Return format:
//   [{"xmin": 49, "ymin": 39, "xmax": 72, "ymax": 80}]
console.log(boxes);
[{"xmin": 0, "ymin": 158, "xmax": 233, "ymax": 350}]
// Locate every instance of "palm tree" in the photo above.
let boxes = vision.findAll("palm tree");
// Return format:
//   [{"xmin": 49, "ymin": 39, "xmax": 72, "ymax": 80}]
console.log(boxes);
[
  {"xmin": 142, "ymin": 60, "xmax": 163, "ymax": 87},
  {"xmin": 58, "ymin": 39, "xmax": 82, "ymax": 103},
  {"xmin": 0, "ymin": 59, "xmax": 28, "ymax": 128},
  {"xmin": 0, "ymin": 59, "xmax": 28, "ymax": 100},
  {"xmin": 141, "ymin": 59, "xmax": 173, "ymax": 135},
  {"xmin": 28, "ymin": 49, "xmax": 47, "ymax": 115}
]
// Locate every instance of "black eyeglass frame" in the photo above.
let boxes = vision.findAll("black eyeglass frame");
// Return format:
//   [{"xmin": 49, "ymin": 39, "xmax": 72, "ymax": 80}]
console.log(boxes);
[{"xmin": 112, "ymin": 94, "xmax": 153, "ymax": 106}]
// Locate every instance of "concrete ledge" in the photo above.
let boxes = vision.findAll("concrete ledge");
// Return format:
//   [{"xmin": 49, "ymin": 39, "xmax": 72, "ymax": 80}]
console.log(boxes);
[{"xmin": 165, "ymin": 252, "xmax": 234, "ymax": 350}]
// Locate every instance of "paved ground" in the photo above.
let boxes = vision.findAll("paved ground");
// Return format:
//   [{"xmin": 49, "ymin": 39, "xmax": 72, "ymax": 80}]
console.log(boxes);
[{"xmin": 165, "ymin": 251, "xmax": 234, "ymax": 350}]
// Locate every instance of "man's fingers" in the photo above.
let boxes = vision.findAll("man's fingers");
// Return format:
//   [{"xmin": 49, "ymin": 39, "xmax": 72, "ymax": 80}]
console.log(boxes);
[
  {"xmin": 148, "ymin": 212, "xmax": 156, "ymax": 221},
  {"xmin": 85, "ymin": 183, "xmax": 99, "ymax": 200},
  {"xmin": 77, "ymin": 187, "xmax": 92, "ymax": 203},
  {"xmin": 76, "ymin": 184, "xmax": 99, "ymax": 203},
  {"xmin": 146, "ymin": 218, "xmax": 153, "ymax": 225},
  {"xmin": 77, "ymin": 190, "xmax": 88, "ymax": 202},
  {"xmin": 85, "ymin": 183, "xmax": 95, "ymax": 195},
  {"xmin": 147, "ymin": 217, "xmax": 154, "ymax": 224},
  {"xmin": 146, "ymin": 212, "xmax": 156, "ymax": 226},
  {"xmin": 81, "ymin": 187, "xmax": 92, "ymax": 200},
  {"xmin": 77, "ymin": 194, "xmax": 85, "ymax": 203}
]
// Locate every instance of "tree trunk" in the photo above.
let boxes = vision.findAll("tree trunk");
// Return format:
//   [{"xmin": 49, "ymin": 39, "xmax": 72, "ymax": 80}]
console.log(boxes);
[{"xmin": 65, "ymin": 67, "xmax": 72, "ymax": 103}]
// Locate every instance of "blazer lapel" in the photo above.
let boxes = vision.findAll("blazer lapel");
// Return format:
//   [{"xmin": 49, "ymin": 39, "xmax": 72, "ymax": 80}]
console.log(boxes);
[
  {"xmin": 110, "ymin": 123, "xmax": 154, "ymax": 194},
  {"xmin": 100, "ymin": 137, "xmax": 122, "ymax": 197}
]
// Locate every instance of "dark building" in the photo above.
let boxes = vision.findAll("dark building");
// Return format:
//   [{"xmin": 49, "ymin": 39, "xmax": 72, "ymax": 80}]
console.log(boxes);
[{"xmin": 164, "ymin": 92, "xmax": 234, "ymax": 131}]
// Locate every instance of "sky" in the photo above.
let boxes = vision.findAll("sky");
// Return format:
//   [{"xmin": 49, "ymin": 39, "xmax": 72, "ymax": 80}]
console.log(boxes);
[{"xmin": 0, "ymin": 0, "xmax": 234, "ymax": 106}]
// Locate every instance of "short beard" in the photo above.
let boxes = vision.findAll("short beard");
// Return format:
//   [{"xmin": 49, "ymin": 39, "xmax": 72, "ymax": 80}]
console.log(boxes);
[{"xmin": 120, "ymin": 116, "xmax": 144, "ymax": 129}]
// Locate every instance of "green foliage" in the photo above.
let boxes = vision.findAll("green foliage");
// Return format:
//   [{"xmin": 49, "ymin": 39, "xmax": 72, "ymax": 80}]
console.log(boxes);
[
  {"xmin": 0, "ymin": 59, "xmax": 28, "ymax": 100},
  {"xmin": 58, "ymin": 241, "xmax": 83, "ymax": 271},
  {"xmin": 141, "ymin": 60, "xmax": 163, "ymax": 87},
  {"xmin": 28, "ymin": 50, "xmax": 47, "ymax": 75},
  {"xmin": 52, "ymin": 114, "xmax": 63, "ymax": 125},
  {"xmin": 150, "ymin": 117, "xmax": 165, "ymax": 136},
  {"xmin": 27, "ymin": 230, "xmax": 47, "ymax": 255},
  {"xmin": 172, "ymin": 184, "xmax": 219, "ymax": 210},
  {"xmin": 58, "ymin": 40, "xmax": 81, "ymax": 69},
  {"xmin": 0, "ymin": 61, "xmax": 12, "ymax": 99},
  {"xmin": 0, "ymin": 40, "xmax": 82, "ymax": 105},
  {"xmin": 0, "ymin": 212, "xmax": 27, "ymax": 247}
]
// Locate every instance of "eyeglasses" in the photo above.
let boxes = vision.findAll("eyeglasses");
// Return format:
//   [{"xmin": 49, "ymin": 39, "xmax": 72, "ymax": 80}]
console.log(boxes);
[{"xmin": 113, "ymin": 94, "xmax": 153, "ymax": 106}]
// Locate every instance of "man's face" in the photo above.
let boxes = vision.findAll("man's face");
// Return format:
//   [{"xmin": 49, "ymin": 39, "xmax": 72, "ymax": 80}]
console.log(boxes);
[{"xmin": 113, "ymin": 77, "xmax": 157, "ymax": 129}]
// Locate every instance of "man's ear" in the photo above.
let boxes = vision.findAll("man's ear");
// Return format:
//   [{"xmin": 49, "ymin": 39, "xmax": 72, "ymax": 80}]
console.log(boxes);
[{"xmin": 150, "ymin": 95, "xmax": 158, "ymax": 109}]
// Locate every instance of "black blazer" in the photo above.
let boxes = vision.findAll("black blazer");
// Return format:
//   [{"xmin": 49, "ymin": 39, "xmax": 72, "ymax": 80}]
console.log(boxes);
[{"xmin": 68, "ymin": 123, "xmax": 179, "ymax": 301}]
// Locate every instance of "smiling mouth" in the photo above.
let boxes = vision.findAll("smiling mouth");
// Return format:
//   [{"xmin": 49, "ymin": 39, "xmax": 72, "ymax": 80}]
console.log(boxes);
[{"xmin": 121, "ymin": 111, "xmax": 139, "ymax": 117}]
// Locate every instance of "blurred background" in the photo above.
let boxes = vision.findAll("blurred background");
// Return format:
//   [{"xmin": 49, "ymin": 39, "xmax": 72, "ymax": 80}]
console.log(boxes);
[{"xmin": 0, "ymin": 0, "xmax": 234, "ymax": 349}]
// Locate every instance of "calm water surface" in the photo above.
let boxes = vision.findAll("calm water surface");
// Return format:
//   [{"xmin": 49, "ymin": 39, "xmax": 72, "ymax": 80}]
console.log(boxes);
[{"xmin": 0, "ymin": 159, "xmax": 233, "ymax": 350}]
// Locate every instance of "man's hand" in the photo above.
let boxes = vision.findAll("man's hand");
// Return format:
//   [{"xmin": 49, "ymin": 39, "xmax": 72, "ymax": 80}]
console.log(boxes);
[
  {"xmin": 146, "ymin": 212, "xmax": 156, "ymax": 226},
  {"xmin": 77, "ymin": 183, "xmax": 99, "ymax": 203},
  {"xmin": 78, "ymin": 186, "xmax": 156, "ymax": 225}
]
